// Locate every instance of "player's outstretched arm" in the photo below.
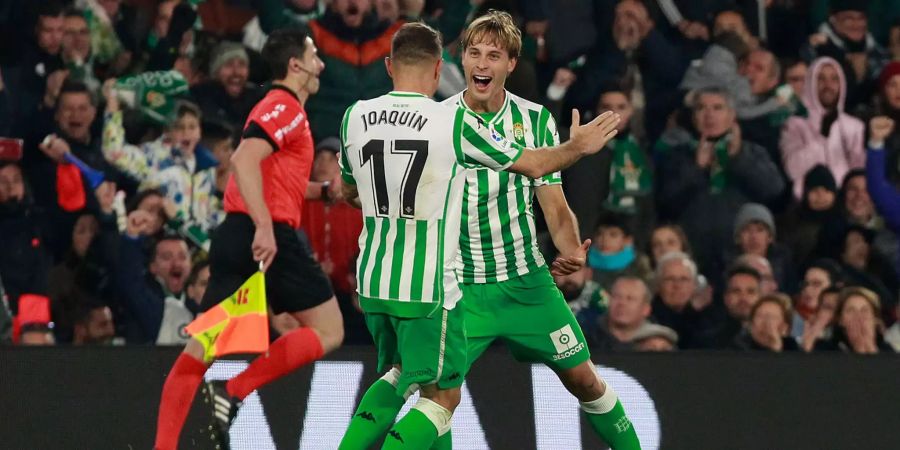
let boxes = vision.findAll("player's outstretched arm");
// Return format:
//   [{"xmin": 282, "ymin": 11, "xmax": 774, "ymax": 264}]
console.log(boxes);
[{"xmin": 507, "ymin": 110, "xmax": 619, "ymax": 179}]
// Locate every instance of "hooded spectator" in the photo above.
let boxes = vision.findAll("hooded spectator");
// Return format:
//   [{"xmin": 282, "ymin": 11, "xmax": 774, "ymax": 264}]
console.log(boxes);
[{"xmin": 781, "ymin": 57, "xmax": 865, "ymax": 199}]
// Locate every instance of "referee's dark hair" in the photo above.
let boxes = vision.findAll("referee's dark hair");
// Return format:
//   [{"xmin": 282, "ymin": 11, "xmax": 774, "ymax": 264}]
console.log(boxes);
[
  {"xmin": 390, "ymin": 22, "xmax": 443, "ymax": 65},
  {"xmin": 262, "ymin": 27, "xmax": 311, "ymax": 80}
]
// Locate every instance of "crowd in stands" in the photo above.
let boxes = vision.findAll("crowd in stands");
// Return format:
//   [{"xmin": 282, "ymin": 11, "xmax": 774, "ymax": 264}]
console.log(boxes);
[{"xmin": 1, "ymin": 0, "xmax": 899, "ymax": 355}]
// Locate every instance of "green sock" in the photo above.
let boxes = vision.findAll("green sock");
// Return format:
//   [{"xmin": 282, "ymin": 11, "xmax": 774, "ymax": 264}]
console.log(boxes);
[
  {"xmin": 339, "ymin": 379, "xmax": 406, "ymax": 450},
  {"xmin": 382, "ymin": 409, "xmax": 438, "ymax": 449},
  {"xmin": 583, "ymin": 399, "xmax": 641, "ymax": 450},
  {"xmin": 429, "ymin": 429, "xmax": 451, "ymax": 450}
]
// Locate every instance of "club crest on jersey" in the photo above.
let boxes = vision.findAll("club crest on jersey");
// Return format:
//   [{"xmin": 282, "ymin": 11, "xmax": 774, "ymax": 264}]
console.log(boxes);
[{"xmin": 513, "ymin": 122, "xmax": 524, "ymax": 141}]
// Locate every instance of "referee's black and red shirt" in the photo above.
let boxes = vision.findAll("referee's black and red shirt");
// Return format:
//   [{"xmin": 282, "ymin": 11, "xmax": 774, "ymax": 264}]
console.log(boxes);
[{"xmin": 223, "ymin": 85, "xmax": 314, "ymax": 229}]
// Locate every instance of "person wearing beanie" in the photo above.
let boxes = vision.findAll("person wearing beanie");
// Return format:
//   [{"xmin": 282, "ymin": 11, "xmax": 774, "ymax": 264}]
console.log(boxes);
[
  {"xmin": 727, "ymin": 202, "xmax": 797, "ymax": 295},
  {"xmin": 190, "ymin": 41, "xmax": 263, "ymax": 125},
  {"xmin": 778, "ymin": 164, "xmax": 842, "ymax": 268},
  {"xmin": 801, "ymin": 0, "xmax": 888, "ymax": 111}
]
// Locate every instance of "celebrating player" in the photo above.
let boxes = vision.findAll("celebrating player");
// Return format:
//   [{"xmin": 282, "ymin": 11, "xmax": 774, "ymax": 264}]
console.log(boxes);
[
  {"xmin": 153, "ymin": 29, "xmax": 345, "ymax": 450},
  {"xmin": 442, "ymin": 11, "xmax": 641, "ymax": 449},
  {"xmin": 338, "ymin": 21, "xmax": 621, "ymax": 450}
]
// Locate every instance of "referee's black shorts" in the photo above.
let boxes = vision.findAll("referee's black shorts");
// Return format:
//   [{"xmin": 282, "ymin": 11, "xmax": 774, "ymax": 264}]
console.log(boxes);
[{"xmin": 200, "ymin": 213, "xmax": 334, "ymax": 314}]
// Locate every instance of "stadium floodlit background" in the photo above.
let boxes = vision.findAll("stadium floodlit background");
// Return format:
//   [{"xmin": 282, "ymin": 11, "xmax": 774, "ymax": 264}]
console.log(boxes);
[{"xmin": 2, "ymin": 0, "xmax": 900, "ymax": 449}]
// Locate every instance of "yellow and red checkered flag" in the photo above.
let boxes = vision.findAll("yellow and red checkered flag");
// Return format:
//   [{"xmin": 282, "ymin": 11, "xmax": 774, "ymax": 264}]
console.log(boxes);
[{"xmin": 185, "ymin": 269, "xmax": 269, "ymax": 362}]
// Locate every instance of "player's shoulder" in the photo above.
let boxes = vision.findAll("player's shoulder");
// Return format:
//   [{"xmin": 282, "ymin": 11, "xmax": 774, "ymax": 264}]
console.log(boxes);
[
  {"xmin": 440, "ymin": 92, "xmax": 464, "ymax": 107},
  {"xmin": 506, "ymin": 91, "xmax": 547, "ymax": 115}
]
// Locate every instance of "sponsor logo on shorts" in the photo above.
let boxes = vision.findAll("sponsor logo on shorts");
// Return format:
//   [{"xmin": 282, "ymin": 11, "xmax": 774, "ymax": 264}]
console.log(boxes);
[
  {"xmin": 549, "ymin": 324, "xmax": 585, "ymax": 361},
  {"xmin": 356, "ymin": 411, "xmax": 376, "ymax": 423},
  {"xmin": 447, "ymin": 372, "xmax": 461, "ymax": 381},
  {"xmin": 404, "ymin": 369, "xmax": 435, "ymax": 378}
]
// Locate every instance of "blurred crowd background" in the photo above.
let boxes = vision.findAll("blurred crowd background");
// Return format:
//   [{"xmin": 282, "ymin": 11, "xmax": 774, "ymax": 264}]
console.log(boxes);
[{"xmin": 1, "ymin": 0, "xmax": 899, "ymax": 355}]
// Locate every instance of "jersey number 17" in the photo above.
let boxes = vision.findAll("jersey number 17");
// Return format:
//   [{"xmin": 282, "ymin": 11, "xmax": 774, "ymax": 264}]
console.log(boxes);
[{"xmin": 361, "ymin": 139, "xmax": 428, "ymax": 219}]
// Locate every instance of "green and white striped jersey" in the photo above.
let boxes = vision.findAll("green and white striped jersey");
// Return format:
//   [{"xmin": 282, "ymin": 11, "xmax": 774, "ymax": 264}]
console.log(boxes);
[
  {"xmin": 442, "ymin": 90, "xmax": 562, "ymax": 284},
  {"xmin": 340, "ymin": 91, "xmax": 523, "ymax": 318}
]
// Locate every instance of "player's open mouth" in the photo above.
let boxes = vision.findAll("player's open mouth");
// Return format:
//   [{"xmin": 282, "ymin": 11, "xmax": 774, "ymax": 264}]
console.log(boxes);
[{"xmin": 472, "ymin": 75, "xmax": 492, "ymax": 90}]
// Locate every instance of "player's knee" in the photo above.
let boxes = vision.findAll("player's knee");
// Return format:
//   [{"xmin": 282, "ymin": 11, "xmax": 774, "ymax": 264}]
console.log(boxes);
[{"xmin": 560, "ymin": 363, "xmax": 603, "ymax": 401}]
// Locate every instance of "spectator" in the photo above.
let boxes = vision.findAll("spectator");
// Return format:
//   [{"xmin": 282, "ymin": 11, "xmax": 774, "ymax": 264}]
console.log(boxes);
[
  {"xmin": 588, "ymin": 213, "xmax": 652, "ymax": 290},
  {"xmin": 778, "ymin": 165, "xmax": 841, "ymax": 267},
  {"xmin": 563, "ymin": 85, "xmax": 651, "ymax": 242},
  {"xmin": 200, "ymin": 120, "xmax": 235, "ymax": 195},
  {"xmin": 815, "ymin": 286, "xmax": 894, "ymax": 353},
  {"xmin": 301, "ymin": 138, "xmax": 360, "ymax": 294},
  {"xmin": 834, "ymin": 224, "xmax": 896, "ymax": 312},
  {"xmin": 72, "ymin": 301, "xmax": 115, "ymax": 345},
  {"xmin": 47, "ymin": 211, "xmax": 100, "ymax": 342},
  {"xmin": 656, "ymin": 86, "xmax": 785, "ymax": 276},
  {"xmin": 781, "ymin": 57, "xmax": 865, "ymax": 200},
  {"xmin": 585, "ymin": 275, "xmax": 653, "ymax": 351},
  {"xmin": 713, "ymin": 9, "xmax": 758, "ymax": 50},
  {"xmin": 103, "ymin": 96, "xmax": 223, "ymax": 240},
  {"xmin": 553, "ymin": 265, "xmax": 602, "ymax": 321},
  {"xmin": 725, "ymin": 203, "xmax": 795, "ymax": 292},
  {"xmin": 631, "ymin": 323, "xmax": 679, "ymax": 351},
  {"xmin": 28, "ymin": 81, "xmax": 115, "ymax": 257},
  {"xmin": 0, "ymin": 162, "xmax": 52, "ymax": 316},
  {"xmin": 736, "ymin": 1, "xmax": 809, "ymax": 59},
  {"xmin": 734, "ymin": 253, "xmax": 779, "ymax": 295},
  {"xmin": 191, "ymin": 41, "xmax": 263, "ymax": 126},
  {"xmin": 566, "ymin": 0, "xmax": 688, "ymax": 143},
  {"xmin": 735, "ymin": 292, "xmax": 800, "ymax": 352},
  {"xmin": 794, "ymin": 258, "xmax": 843, "ymax": 336},
  {"xmin": 817, "ymin": 169, "xmax": 900, "ymax": 276},
  {"xmin": 738, "ymin": 48, "xmax": 794, "ymax": 171},
  {"xmin": 783, "ymin": 58, "xmax": 808, "ymax": 102},
  {"xmin": 184, "ymin": 260, "xmax": 209, "ymax": 309},
  {"xmin": 61, "ymin": 8, "xmax": 100, "ymax": 94},
  {"xmin": 651, "ymin": 251, "xmax": 719, "ymax": 348},
  {"xmin": 803, "ymin": 0, "xmax": 889, "ymax": 112},
  {"xmin": 648, "ymin": 223, "xmax": 691, "ymax": 269},
  {"xmin": 2, "ymin": 1, "xmax": 66, "ymax": 136},
  {"xmin": 115, "ymin": 211, "xmax": 196, "ymax": 345},
  {"xmin": 866, "ymin": 115, "xmax": 900, "ymax": 282},
  {"xmin": 681, "ymin": 31, "xmax": 787, "ymax": 123},
  {"xmin": 305, "ymin": 0, "xmax": 404, "ymax": 139},
  {"xmin": 864, "ymin": 63, "xmax": 900, "ymax": 185},
  {"xmin": 600, "ymin": 87, "xmax": 655, "ymax": 242},
  {"xmin": 704, "ymin": 265, "xmax": 763, "ymax": 348},
  {"xmin": 801, "ymin": 285, "xmax": 841, "ymax": 351},
  {"xmin": 142, "ymin": 0, "xmax": 196, "ymax": 72}
]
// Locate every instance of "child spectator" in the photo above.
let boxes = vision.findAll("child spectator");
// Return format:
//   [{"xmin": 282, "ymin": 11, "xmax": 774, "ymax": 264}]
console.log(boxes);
[{"xmin": 588, "ymin": 213, "xmax": 652, "ymax": 290}]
